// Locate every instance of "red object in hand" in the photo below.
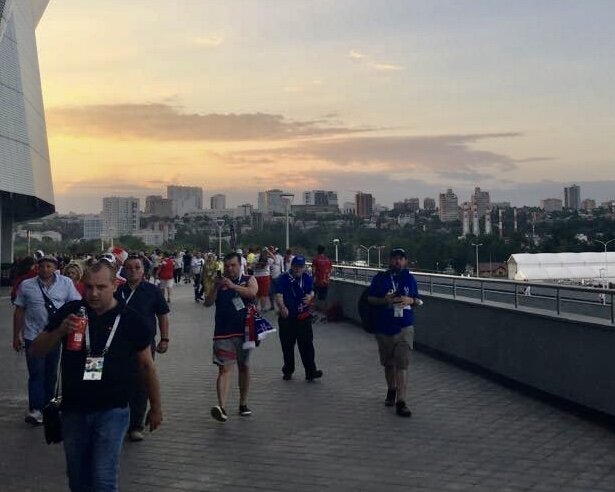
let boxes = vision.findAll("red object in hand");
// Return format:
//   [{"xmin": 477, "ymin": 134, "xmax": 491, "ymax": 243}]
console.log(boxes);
[{"xmin": 67, "ymin": 307, "xmax": 88, "ymax": 351}]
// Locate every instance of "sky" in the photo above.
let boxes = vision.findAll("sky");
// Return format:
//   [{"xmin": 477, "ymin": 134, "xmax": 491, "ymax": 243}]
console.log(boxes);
[{"xmin": 35, "ymin": 0, "xmax": 615, "ymax": 213}]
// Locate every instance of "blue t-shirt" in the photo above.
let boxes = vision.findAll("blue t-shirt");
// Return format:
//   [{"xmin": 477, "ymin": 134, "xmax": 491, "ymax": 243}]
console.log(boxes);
[
  {"xmin": 368, "ymin": 269, "xmax": 419, "ymax": 335},
  {"xmin": 116, "ymin": 281, "xmax": 170, "ymax": 341},
  {"xmin": 276, "ymin": 272, "xmax": 314, "ymax": 319}
]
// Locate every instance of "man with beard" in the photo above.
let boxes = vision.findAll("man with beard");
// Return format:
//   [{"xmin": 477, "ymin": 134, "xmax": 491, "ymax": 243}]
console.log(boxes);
[{"xmin": 367, "ymin": 248, "xmax": 420, "ymax": 418}]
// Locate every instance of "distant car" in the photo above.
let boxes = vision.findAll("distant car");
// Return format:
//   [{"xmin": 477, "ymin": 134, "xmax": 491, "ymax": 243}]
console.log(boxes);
[{"xmin": 353, "ymin": 260, "xmax": 368, "ymax": 267}]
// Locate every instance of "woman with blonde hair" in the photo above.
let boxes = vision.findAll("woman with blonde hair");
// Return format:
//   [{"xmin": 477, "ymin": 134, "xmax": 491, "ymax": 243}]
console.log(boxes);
[{"xmin": 63, "ymin": 262, "xmax": 86, "ymax": 297}]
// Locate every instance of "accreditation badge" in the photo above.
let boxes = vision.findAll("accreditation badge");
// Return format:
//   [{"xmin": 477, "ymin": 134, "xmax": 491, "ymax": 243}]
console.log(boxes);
[
  {"xmin": 232, "ymin": 296, "xmax": 245, "ymax": 311},
  {"xmin": 83, "ymin": 356, "xmax": 105, "ymax": 381}
]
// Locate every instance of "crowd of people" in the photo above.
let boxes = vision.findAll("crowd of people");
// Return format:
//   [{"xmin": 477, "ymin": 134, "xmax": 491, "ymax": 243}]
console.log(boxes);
[{"xmin": 8, "ymin": 243, "xmax": 420, "ymax": 491}]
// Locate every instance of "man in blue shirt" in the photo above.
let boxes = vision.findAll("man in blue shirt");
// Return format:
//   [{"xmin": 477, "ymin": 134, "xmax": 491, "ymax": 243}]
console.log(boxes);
[
  {"xmin": 116, "ymin": 254, "xmax": 170, "ymax": 441},
  {"xmin": 368, "ymin": 248, "xmax": 419, "ymax": 417},
  {"xmin": 275, "ymin": 256, "xmax": 323, "ymax": 381},
  {"xmin": 13, "ymin": 256, "xmax": 81, "ymax": 425}
]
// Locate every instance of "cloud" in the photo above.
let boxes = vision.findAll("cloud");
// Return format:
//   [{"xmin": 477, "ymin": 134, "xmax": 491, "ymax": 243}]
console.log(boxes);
[
  {"xmin": 226, "ymin": 133, "xmax": 526, "ymax": 178},
  {"xmin": 349, "ymin": 50, "xmax": 366, "ymax": 59},
  {"xmin": 370, "ymin": 62, "xmax": 404, "ymax": 71},
  {"xmin": 47, "ymin": 103, "xmax": 374, "ymax": 141},
  {"xmin": 192, "ymin": 35, "xmax": 223, "ymax": 47},
  {"xmin": 349, "ymin": 50, "xmax": 404, "ymax": 72}
]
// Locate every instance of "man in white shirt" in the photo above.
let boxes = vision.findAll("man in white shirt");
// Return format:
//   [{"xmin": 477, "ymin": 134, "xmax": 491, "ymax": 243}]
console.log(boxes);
[
  {"xmin": 269, "ymin": 247, "xmax": 284, "ymax": 311},
  {"xmin": 191, "ymin": 253, "xmax": 206, "ymax": 302}
]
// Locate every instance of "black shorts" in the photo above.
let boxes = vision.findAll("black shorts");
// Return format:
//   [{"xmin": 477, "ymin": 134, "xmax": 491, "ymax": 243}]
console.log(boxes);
[{"xmin": 314, "ymin": 285, "xmax": 328, "ymax": 301}]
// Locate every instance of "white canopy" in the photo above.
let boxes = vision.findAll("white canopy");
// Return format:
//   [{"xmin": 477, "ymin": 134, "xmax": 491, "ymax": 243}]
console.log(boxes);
[{"xmin": 507, "ymin": 252, "xmax": 615, "ymax": 282}]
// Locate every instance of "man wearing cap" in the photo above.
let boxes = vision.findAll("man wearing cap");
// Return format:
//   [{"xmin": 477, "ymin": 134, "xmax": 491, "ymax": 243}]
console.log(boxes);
[
  {"xmin": 275, "ymin": 255, "xmax": 323, "ymax": 381},
  {"xmin": 13, "ymin": 255, "xmax": 82, "ymax": 425},
  {"xmin": 368, "ymin": 248, "xmax": 420, "ymax": 417}
]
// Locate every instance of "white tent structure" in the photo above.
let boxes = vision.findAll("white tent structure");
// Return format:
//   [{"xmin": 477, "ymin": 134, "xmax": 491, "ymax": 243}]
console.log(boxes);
[{"xmin": 507, "ymin": 253, "xmax": 615, "ymax": 282}]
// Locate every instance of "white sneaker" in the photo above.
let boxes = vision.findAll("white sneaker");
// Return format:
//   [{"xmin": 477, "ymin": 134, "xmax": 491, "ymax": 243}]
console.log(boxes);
[{"xmin": 25, "ymin": 409, "xmax": 43, "ymax": 426}]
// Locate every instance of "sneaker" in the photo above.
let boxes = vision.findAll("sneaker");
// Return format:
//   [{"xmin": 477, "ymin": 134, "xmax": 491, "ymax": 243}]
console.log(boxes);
[
  {"xmin": 396, "ymin": 401, "xmax": 412, "ymax": 418},
  {"xmin": 282, "ymin": 373, "xmax": 293, "ymax": 381},
  {"xmin": 306, "ymin": 369, "xmax": 323, "ymax": 381},
  {"xmin": 385, "ymin": 389, "xmax": 396, "ymax": 407},
  {"xmin": 128, "ymin": 430, "xmax": 144, "ymax": 442},
  {"xmin": 211, "ymin": 405, "xmax": 228, "ymax": 422},
  {"xmin": 25, "ymin": 410, "xmax": 43, "ymax": 426},
  {"xmin": 239, "ymin": 405, "xmax": 252, "ymax": 416}
]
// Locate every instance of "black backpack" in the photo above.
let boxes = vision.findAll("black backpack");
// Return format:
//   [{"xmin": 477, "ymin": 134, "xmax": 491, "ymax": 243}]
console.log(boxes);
[{"xmin": 358, "ymin": 274, "xmax": 382, "ymax": 333}]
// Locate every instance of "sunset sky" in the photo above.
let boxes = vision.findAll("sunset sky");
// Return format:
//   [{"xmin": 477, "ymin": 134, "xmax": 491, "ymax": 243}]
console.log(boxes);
[{"xmin": 36, "ymin": 0, "xmax": 615, "ymax": 213}]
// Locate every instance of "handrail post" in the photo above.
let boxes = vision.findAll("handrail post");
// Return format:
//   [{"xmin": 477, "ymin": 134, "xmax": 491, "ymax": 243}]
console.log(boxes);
[
  {"xmin": 556, "ymin": 287, "xmax": 561, "ymax": 315},
  {"xmin": 480, "ymin": 280, "xmax": 485, "ymax": 303},
  {"xmin": 611, "ymin": 291, "xmax": 615, "ymax": 325},
  {"xmin": 429, "ymin": 275, "xmax": 433, "ymax": 295},
  {"xmin": 514, "ymin": 284, "xmax": 519, "ymax": 309},
  {"xmin": 452, "ymin": 278, "xmax": 457, "ymax": 299}
]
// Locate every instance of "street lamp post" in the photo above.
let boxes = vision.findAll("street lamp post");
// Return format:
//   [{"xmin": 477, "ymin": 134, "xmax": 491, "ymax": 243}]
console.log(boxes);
[
  {"xmin": 359, "ymin": 244, "xmax": 376, "ymax": 266},
  {"xmin": 375, "ymin": 246, "xmax": 385, "ymax": 268},
  {"xmin": 216, "ymin": 219, "xmax": 225, "ymax": 258},
  {"xmin": 594, "ymin": 238, "xmax": 615, "ymax": 281},
  {"xmin": 471, "ymin": 242, "xmax": 483, "ymax": 277},
  {"xmin": 280, "ymin": 193, "xmax": 294, "ymax": 250},
  {"xmin": 333, "ymin": 238, "xmax": 340, "ymax": 263}
]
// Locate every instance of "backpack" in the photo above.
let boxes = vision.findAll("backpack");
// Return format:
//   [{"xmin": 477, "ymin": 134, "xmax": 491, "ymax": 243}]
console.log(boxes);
[{"xmin": 358, "ymin": 275, "xmax": 382, "ymax": 333}]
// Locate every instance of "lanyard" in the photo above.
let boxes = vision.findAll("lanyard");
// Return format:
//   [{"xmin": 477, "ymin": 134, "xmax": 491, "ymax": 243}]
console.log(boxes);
[
  {"xmin": 85, "ymin": 313, "xmax": 122, "ymax": 356},
  {"xmin": 121, "ymin": 286, "xmax": 137, "ymax": 305},
  {"xmin": 390, "ymin": 273, "xmax": 398, "ymax": 293}
]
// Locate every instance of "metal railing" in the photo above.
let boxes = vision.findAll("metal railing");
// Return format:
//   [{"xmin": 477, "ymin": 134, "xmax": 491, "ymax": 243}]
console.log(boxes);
[{"xmin": 326, "ymin": 264, "xmax": 615, "ymax": 325}]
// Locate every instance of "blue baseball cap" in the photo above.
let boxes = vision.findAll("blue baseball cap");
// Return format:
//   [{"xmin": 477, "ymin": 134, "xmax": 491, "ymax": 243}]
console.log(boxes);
[{"xmin": 291, "ymin": 255, "xmax": 306, "ymax": 266}]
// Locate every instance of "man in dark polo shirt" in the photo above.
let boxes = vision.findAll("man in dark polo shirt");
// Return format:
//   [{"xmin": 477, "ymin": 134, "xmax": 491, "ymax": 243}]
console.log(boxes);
[
  {"xmin": 368, "ymin": 248, "xmax": 419, "ymax": 418},
  {"xmin": 204, "ymin": 252, "xmax": 257, "ymax": 422},
  {"xmin": 117, "ymin": 254, "xmax": 170, "ymax": 442},
  {"xmin": 275, "ymin": 256, "xmax": 323, "ymax": 382},
  {"xmin": 31, "ymin": 261, "xmax": 162, "ymax": 491}
]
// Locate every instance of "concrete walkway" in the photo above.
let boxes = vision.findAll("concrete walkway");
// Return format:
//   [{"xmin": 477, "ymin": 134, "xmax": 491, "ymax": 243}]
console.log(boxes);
[{"xmin": 1, "ymin": 284, "xmax": 615, "ymax": 491}]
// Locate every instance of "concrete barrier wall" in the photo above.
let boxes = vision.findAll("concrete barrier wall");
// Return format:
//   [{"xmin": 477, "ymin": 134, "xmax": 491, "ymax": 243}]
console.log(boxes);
[{"xmin": 328, "ymin": 279, "xmax": 615, "ymax": 417}]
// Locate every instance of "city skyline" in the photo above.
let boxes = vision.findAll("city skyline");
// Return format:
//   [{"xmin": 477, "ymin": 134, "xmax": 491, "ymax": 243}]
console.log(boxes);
[{"xmin": 36, "ymin": 1, "xmax": 615, "ymax": 213}]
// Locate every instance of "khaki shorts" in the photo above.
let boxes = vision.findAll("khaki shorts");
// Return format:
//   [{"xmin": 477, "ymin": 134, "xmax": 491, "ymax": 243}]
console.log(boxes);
[
  {"xmin": 376, "ymin": 326, "xmax": 414, "ymax": 369},
  {"xmin": 213, "ymin": 336, "xmax": 251, "ymax": 367}
]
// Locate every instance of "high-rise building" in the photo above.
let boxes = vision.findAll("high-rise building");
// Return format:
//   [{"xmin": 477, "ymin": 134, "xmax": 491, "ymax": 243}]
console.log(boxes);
[
  {"xmin": 167, "ymin": 185, "xmax": 203, "ymax": 216},
  {"xmin": 342, "ymin": 202, "xmax": 355, "ymax": 215},
  {"xmin": 102, "ymin": 197, "xmax": 140, "ymax": 238},
  {"xmin": 145, "ymin": 195, "xmax": 173, "ymax": 218},
  {"xmin": 210, "ymin": 194, "xmax": 226, "ymax": 210},
  {"xmin": 83, "ymin": 214, "xmax": 103, "ymax": 240},
  {"xmin": 0, "ymin": 1, "xmax": 54, "ymax": 262},
  {"xmin": 257, "ymin": 189, "xmax": 288, "ymax": 215},
  {"xmin": 355, "ymin": 192, "xmax": 374, "ymax": 218},
  {"xmin": 303, "ymin": 190, "xmax": 338, "ymax": 208},
  {"xmin": 438, "ymin": 189, "xmax": 459, "ymax": 222},
  {"xmin": 423, "ymin": 198, "xmax": 436, "ymax": 211},
  {"xmin": 393, "ymin": 198, "xmax": 420, "ymax": 213},
  {"xmin": 564, "ymin": 184, "xmax": 581, "ymax": 210},
  {"xmin": 540, "ymin": 198, "xmax": 563, "ymax": 213},
  {"xmin": 581, "ymin": 198, "xmax": 596, "ymax": 211},
  {"xmin": 470, "ymin": 187, "xmax": 491, "ymax": 217}
]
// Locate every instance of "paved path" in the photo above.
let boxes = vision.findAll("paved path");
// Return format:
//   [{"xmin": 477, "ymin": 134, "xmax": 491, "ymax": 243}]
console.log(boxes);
[{"xmin": 1, "ymin": 284, "xmax": 615, "ymax": 491}]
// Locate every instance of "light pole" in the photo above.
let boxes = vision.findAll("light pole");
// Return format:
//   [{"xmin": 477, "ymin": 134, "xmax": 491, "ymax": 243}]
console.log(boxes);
[
  {"xmin": 375, "ymin": 246, "xmax": 385, "ymax": 268},
  {"xmin": 333, "ymin": 238, "xmax": 340, "ymax": 263},
  {"xmin": 281, "ymin": 193, "xmax": 294, "ymax": 250},
  {"xmin": 594, "ymin": 238, "xmax": 615, "ymax": 280},
  {"xmin": 471, "ymin": 242, "xmax": 483, "ymax": 277},
  {"xmin": 216, "ymin": 219, "xmax": 225, "ymax": 258},
  {"xmin": 359, "ymin": 244, "xmax": 376, "ymax": 266}
]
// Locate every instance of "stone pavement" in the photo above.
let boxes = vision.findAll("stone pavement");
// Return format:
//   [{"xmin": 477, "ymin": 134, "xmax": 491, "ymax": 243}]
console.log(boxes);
[{"xmin": 1, "ymin": 284, "xmax": 615, "ymax": 491}]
